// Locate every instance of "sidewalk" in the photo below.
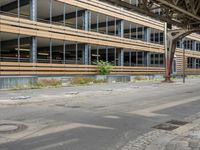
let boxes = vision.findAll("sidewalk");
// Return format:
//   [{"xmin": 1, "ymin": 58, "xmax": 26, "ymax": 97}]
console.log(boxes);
[
  {"xmin": 0, "ymin": 81, "xmax": 160, "ymax": 104},
  {"xmin": 0, "ymin": 78, "xmax": 199, "ymax": 105},
  {"xmin": 0, "ymin": 79, "xmax": 200, "ymax": 104}
]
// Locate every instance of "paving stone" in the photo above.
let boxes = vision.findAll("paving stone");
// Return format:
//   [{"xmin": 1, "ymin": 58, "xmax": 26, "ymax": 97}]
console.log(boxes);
[
  {"xmin": 121, "ymin": 113, "xmax": 200, "ymax": 150},
  {"xmin": 191, "ymin": 148, "xmax": 200, "ymax": 150},
  {"xmin": 189, "ymin": 139, "xmax": 200, "ymax": 148},
  {"xmin": 165, "ymin": 141, "xmax": 177, "ymax": 150}
]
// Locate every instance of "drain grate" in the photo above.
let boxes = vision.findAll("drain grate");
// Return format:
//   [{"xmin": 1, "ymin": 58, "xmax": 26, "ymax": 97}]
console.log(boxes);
[
  {"xmin": 166, "ymin": 120, "xmax": 189, "ymax": 126},
  {"xmin": 153, "ymin": 120, "xmax": 189, "ymax": 131},
  {"xmin": 152, "ymin": 123, "xmax": 179, "ymax": 131},
  {"xmin": 0, "ymin": 123, "xmax": 28, "ymax": 134}
]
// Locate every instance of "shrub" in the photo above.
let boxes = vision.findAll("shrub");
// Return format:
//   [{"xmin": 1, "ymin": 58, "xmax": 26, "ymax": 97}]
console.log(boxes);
[{"xmin": 96, "ymin": 61, "xmax": 112, "ymax": 75}]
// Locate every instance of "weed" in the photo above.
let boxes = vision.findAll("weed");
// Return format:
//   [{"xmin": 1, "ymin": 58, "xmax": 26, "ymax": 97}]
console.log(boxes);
[{"xmin": 71, "ymin": 77, "xmax": 105, "ymax": 85}]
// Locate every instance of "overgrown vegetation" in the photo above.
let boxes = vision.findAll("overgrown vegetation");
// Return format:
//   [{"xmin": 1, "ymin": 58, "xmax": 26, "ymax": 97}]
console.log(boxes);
[
  {"xmin": 134, "ymin": 76, "xmax": 146, "ymax": 81},
  {"xmin": 96, "ymin": 61, "xmax": 112, "ymax": 75},
  {"xmin": 71, "ymin": 77, "xmax": 105, "ymax": 85},
  {"xmin": 34, "ymin": 79, "xmax": 62, "ymax": 88}
]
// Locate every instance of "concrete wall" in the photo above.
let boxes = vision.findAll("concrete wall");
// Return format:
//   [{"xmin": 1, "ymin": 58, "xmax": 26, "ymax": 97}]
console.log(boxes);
[{"xmin": 0, "ymin": 76, "xmax": 38, "ymax": 89}]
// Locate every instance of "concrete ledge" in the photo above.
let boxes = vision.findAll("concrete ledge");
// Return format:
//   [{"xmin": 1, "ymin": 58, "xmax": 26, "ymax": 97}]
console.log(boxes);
[
  {"xmin": 0, "ymin": 76, "xmax": 38, "ymax": 89},
  {"xmin": 107, "ymin": 75, "xmax": 131, "ymax": 83}
]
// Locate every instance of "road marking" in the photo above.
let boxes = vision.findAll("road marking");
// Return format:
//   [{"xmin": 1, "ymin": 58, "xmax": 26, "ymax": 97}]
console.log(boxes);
[
  {"xmin": 129, "ymin": 96, "xmax": 200, "ymax": 117},
  {"xmin": 24, "ymin": 123, "xmax": 114, "ymax": 139},
  {"xmin": 23, "ymin": 137, "xmax": 55, "ymax": 146},
  {"xmin": 30, "ymin": 138, "xmax": 78, "ymax": 150},
  {"xmin": 103, "ymin": 115, "xmax": 120, "ymax": 119},
  {"xmin": 0, "ymin": 121, "xmax": 114, "ymax": 145}
]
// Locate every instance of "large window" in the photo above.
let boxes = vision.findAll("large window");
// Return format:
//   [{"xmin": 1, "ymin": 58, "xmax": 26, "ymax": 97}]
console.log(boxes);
[
  {"xmin": 150, "ymin": 29, "xmax": 163, "ymax": 44},
  {"xmin": 187, "ymin": 57, "xmax": 194, "ymax": 68},
  {"xmin": 123, "ymin": 21, "xmax": 147, "ymax": 42},
  {"xmin": 150, "ymin": 53, "xmax": 164, "ymax": 67},
  {"xmin": 0, "ymin": 32, "xmax": 18, "ymax": 62},
  {"xmin": 37, "ymin": 38, "xmax": 51, "ymax": 63},
  {"xmin": 123, "ymin": 50, "xmax": 146, "ymax": 67},
  {"xmin": 0, "ymin": 0, "xmax": 30, "ymax": 19}
]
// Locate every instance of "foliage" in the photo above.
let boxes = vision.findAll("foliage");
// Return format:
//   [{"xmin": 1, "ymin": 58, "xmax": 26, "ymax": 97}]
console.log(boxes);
[{"xmin": 96, "ymin": 61, "xmax": 112, "ymax": 75}]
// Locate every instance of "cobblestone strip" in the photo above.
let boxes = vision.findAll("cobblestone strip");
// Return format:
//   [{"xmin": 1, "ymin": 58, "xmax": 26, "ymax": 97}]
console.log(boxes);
[
  {"xmin": 122, "ymin": 113, "xmax": 200, "ymax": 150},
  {"xmin": 121, "ymin": 130, "xmax": 169, "ymax": 150}
]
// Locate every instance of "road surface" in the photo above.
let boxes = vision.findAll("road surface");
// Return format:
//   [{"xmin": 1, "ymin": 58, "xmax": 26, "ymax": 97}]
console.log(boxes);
[{"xmin": 0, "ymin": 79, "xmax": 200, "ymax": 150}]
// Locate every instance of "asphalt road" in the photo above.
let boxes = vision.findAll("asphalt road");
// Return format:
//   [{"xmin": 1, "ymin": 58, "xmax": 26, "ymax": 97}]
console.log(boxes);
[{"xmin": 0, "ymin": 79, "xmax": 200, "ymax": 150}]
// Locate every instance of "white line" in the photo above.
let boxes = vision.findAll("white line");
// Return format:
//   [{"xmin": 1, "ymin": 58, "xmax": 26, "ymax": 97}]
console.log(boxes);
[
  {"xmin": 25, "ymin": 123, "xmax": 114, "ymax": 139},
  {"xmin": 23, "ymin": 137, "xmax": 55, "ymax": 146},
  {"xmin": 103, "ymin": 115, "xmax": 120, "ymax": 119},
  {"xmin": 31, "ymin": 139, "xmax": 78, "ymax": 150}
]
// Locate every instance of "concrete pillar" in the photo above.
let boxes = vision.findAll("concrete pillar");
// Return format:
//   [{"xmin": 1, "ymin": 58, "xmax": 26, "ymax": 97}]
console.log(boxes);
[
  {"xmin": 117, "ymin": 20, "xmax": 124, "ymax": 38},
  {"xmin": 144, "ymin": 27, "xmax": 150, "ymax": 42},
  {"xmin": 118, "ymin": 49, "xmax": 124, "ymax": 66},
  {"xmin": 30, "ymin": 0, "xmax": 37, "ymax": 63},
  {"xmin": 84, "ymin": 44, "xmax": 89, "ymax": 65},
  {"xmin": 193, "ymin": 41, "xmax": 197, "ymax": 51},
  {"xmin": 30, "ymin": 37, "xmax": 37, "ymax": 63},
  {"xmin": 30, "ymin": 0, "xmax": 37, "ymax": 21},
  {"xmin": 144, "ymin": 52, "xmax": 150, "ymax": 67},
  {"xmin": 83, "ymin": 11, "xmax": 91, "ymax": 31}
]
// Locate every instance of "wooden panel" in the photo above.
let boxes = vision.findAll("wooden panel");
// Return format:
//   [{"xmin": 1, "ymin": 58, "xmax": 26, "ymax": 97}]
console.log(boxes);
[{"xmin": 0, "ymin": 62, "xmax": 165, "ymax": 76}]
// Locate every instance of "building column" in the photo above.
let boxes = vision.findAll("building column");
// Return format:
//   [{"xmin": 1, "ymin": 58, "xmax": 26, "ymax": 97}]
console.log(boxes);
[
  {"xmin": 144, "ymin": 52, "xmax": 150, "ymax": 67},
  {"xmin": 30, "ymin": 0, "xmax": 37, "ymax": 63},
  {"xmin": 83, "ymin": 44, "xmax": 89, "ymax": 65},
  {"xmin": 118, "ymin": 49, "xmax": 124, "ymax": 66},
  {"xmin": 83, "ymin": 10, "xmax": 91, "ymax": 31},
  {"xmin": 193, "ymin": 41, "xmax": 197, "ymax": 51},
  {"xmin": 144, "ymin": 27, "xmax": 151, "ymax": 42},
  {"xmin": 117, "ymin": 20, "xmax": 124, "ymax": 38},
  {"xmin": 30, "ymin": 0, "xmax": 37, "ymax": 21},
  {"xmin": 30, "ymin": 37, "xmax": 37, "ymax": 63},
  {"xmin": 82, "ymin": 10, "xmax": 91, "ymax": 65}
]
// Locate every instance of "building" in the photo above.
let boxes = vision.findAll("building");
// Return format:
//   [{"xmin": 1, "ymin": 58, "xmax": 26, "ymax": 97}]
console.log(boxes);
[{"xmin": 0, "ymin": 0, "xmax": 200, "ymax": 76}]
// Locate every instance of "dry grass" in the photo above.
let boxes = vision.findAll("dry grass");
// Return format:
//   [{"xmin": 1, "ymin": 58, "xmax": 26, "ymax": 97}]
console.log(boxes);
[
  {"xmin": 71, "ymin": 77, "xmax": 105, "ymax": 85},
  {"xmin": 134, "ymin": 76, "xmax": 146, "ymax": 81},
  {"xmin": 36, "ymin": 79, "xmax": 62, "ymax": 87}
]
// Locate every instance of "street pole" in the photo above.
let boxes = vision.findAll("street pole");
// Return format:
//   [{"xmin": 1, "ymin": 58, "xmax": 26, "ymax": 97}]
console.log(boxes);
[
  {"xmin": 182, "ymin": 39, "xmax": 186, "ymax": 83},
  {"xmin": 164, "ymin": 23, "xmax": 168, "ymax": 81}
]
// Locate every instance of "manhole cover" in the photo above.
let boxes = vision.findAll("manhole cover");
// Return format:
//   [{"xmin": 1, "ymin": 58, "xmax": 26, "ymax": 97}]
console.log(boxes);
[
  {"xmin": 0, "ymin": 123, "xmax": 28, "ymax": 134},
  {"xmin": 152, "ymin": 123, "xmax": 178, "ymax": 131},
  {"xmin": 166, "ymin": 120, "xmax": 189, "ymax": 126}
]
